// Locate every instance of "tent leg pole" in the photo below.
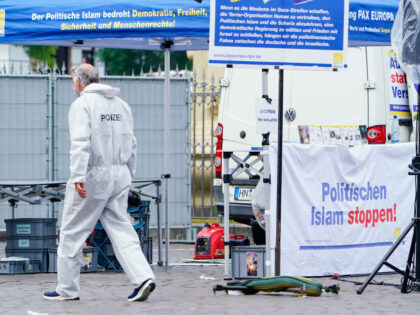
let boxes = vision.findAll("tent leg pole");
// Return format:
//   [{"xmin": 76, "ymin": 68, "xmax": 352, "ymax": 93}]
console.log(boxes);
[
  {"xmin": 163, "ymin": 44, "xmax": 171, "ymax": 266},
  {"xmin": 156, "ymin": 181, "xmax": 163, "ymax": 266}
]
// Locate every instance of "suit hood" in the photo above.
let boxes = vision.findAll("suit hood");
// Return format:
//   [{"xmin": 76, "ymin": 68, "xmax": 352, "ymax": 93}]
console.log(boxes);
[{"xmin": 81, "ymin": 83, "xmax": 120, "ymax": 99}]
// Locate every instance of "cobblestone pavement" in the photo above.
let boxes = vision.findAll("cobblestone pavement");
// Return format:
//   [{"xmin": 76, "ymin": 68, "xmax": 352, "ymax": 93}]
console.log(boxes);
[{"xmin": 1, "ymin": 242, "xmax": 419, "ymax": 315}]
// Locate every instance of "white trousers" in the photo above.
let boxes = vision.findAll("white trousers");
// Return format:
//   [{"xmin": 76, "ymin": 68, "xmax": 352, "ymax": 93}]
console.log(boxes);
[{"xmin": 56, "ymin": 166, "xmax": 155, "ymax": 298}]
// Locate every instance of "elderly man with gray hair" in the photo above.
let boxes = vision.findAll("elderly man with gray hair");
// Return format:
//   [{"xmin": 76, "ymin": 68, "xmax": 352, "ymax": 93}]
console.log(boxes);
[{"xmin": 44, "ymin": 64, "xmax": 156, "ymax": 302}]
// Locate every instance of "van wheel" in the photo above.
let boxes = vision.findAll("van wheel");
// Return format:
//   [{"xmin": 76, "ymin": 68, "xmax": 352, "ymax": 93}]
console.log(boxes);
[{"xmin": 251, "ymin": 220, "xmax": 266, "ymax": 245}]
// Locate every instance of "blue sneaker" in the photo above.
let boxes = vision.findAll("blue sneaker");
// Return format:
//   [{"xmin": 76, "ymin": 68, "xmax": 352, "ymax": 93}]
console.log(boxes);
[
  {"xmin": 43, "ymin": 291, "xmax": 80, "ymax": 301},
  {"xmin": 127, "ymin": 279, "xmax": 156, "ymax": 302}
]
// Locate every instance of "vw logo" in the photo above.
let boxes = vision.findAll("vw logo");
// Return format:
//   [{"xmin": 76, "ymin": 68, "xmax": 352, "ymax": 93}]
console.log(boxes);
[{"xmin": 284, "ymin": 108, "xmax": 296, "ymax": 122}]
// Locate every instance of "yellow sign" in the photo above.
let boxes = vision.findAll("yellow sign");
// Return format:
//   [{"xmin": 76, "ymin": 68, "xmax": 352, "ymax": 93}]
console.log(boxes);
[
  {"xmin": 0, "ymin": 10, "xmax": 4, "ymax": 37},
  {"xmin": 386, "ymin": 50, "xmax": 395, "ymax": 57},
  {"xmin": 394, "ymin": 227, "xmax": 402, "ymax": 242},
  {"xmin": 333, "ymin": 52, "xmax": 344, "ymax": 66}
]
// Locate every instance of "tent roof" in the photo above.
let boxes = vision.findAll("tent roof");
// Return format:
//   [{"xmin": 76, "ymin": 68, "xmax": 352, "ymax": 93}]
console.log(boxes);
[
  {"xmin": 0, "ymin": 0, "xmax": 210, "ymax": 50},
  {"xmin": 0, "ymin": 0, "xmax": 400, "ymax": 49},
  {"xmin": 349, "ymin": 0, "xmax": 400, "ymax": 46}
]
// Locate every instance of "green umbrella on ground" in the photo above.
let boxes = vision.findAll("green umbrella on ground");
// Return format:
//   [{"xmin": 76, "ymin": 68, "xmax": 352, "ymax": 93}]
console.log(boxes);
[{"xmin": 213, "ymin": 276, "xmax": 339, "ymax": 297}]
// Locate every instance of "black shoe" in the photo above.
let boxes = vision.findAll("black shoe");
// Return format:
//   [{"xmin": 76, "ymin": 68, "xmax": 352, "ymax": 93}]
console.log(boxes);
[
  {"xmin": 127, "ymin": 279, "xmax": 156, "ymax": 302},
  {"xmin": 43, "ymin": 291, "xmax": 80, "ymax": 301}
]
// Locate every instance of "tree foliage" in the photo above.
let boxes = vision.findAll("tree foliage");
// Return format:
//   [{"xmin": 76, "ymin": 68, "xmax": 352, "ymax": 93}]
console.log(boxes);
[
  {"xmin": 23, "ymin": 46, "xmax": 59, "ymax": 68},
  {"xmin": 95, "ymin": 49, "xmax": 192, "ymax": 75}
]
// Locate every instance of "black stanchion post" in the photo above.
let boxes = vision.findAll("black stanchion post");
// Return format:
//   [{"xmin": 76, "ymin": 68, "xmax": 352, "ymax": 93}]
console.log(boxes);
[
  {"xmin": 416, "ymin": 90, "xmax": 420, "ymax": 279},
  {"xmin": 275, "ymin": 69, "xmax": 284, "ymax": 276}
]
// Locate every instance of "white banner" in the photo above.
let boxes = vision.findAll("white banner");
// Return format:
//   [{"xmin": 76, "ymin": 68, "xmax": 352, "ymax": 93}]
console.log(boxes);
[{"xmin": 269, "ymin": 142, "xmax": 415, "ymax": 276}]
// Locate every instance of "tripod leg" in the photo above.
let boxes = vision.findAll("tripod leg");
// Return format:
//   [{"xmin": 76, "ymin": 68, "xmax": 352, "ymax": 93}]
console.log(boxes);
[
  {"xmin": 401, "ymin": 225, "xmax": 417, "ymax": 293},
  {"xmin": 357, "ymin": 220, "xmax": 415, "ymax": 294}
]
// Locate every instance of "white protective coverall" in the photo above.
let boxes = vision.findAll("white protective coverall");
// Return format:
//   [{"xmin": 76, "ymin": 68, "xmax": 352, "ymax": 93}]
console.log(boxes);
[{"xmin": 56, "ymin": 83, "xmax": 155, "ymax": 298}]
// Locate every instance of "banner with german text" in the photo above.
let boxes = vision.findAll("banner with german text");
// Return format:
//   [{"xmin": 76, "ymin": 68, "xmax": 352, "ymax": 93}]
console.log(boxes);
[{"xmin": 269, "ymin": 142, "xmax": 415, "ymax": 276}]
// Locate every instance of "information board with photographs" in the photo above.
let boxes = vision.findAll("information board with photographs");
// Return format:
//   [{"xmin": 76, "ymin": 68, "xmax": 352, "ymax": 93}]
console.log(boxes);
[{"xmin": 298, "ymin": 125, "xmax": 368, "ymax": 146}]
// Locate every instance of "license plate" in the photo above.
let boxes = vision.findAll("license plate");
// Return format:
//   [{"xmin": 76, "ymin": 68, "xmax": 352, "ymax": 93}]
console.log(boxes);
[{"xmin": 234, "ymin": 187, "xmax": 253, "ymax": 201}]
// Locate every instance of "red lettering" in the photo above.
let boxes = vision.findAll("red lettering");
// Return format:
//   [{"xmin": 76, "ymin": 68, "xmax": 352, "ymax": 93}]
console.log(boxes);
[
  {"xmin": 348, "ymin": 211, "xmax": 354, "ymax": 224},
  {"xmin": 359, "ymin": 210, "xmax": 365, "ymax": 224},
  {"xmin": 355, "ymin": 207, "xmax": 359, "ymax": 224},
  {"xmin": 391, "ymin": 72, "xmax": 408, "ymax": 84},
  {"xmin": 386, "ymin": 208, "xmax": 393, "ymax": 222},
  {"xmin": 391, "ymin": 74, "xmax": 396, "ymax": 83},
  {"xmin": 365, "ymin": 210, "xmax": 372, "ymax": 228},
  {"xmin": 394, "ymin": 203, "xmax": 397, "ymax": 221},
  {"xmin": 380, "ymin": 209, "xmax": 386, "ymax": 222},
  {"xmin": 347, "ymin": 205, "xmax": 397, "ymax": 226},
  {"xmin": 372, "ymin": 209, "xmax": 379, "ymax": 227}
]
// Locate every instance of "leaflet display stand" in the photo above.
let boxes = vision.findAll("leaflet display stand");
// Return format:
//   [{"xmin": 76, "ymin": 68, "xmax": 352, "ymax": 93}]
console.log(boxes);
[{"xmin": 222, "ymin": 150, "xmax": 264, "ymax": 279}]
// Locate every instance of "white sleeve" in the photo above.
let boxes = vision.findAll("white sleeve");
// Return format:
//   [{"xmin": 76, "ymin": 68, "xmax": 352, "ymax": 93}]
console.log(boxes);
[
  {"xmin": 68, "ymin": 99, "xmax": 91, "ymax": 183},
  {"xmin": 127, "ymin": 135, "xmax": 137, "ymax": 179},
  {"xmin": 126, "ymin": 103, "xmax": 137, "ymax": 179}
]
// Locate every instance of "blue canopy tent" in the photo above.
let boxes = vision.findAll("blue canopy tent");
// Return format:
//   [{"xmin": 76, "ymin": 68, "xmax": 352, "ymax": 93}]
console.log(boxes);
[
  {"xmin": 0, "ymin": 0, "xmax": 399, "ymax": 48},
  {"xmin": 349, "ymin": 0, "xmax": 399, "ymax": 46},
  {"xmin": 0, "ymin": 0, "xmax": 400, "ymax": 269},
  {"xmin": 0, "ymin": 0, "xmax": 211, "ymax": 266}
]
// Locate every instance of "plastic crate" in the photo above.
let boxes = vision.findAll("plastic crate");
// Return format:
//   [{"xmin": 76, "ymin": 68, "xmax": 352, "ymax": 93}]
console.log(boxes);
[
  {"xmin": 5, "ymin": 248, "xmax": 49, "ymax": 273},
  {"xmin": 48, "ymin": 247, "xmax": 102, "ymax": 273},
  {"xmin": 6, "ymin": 235, "xmax": 57, "ymax": 250},
  {"xmin": 80, "ymin": 247, "xmax": 101, "ymax": 273},
  {"xmin": 27, "ymin": 260, "xmax": 41, "ymax": 273},
  {"xmin": 0, "ymin": 258, "xmax": 42, "ymax": 274},
  {"xmin": 0, "ymin": 258, "xmax": 27, "ymax": 274},
  {"xmin": 91, "ymin": 201, "xmax": 152, "ymax": 270},
  {"xmin": 231, "ymin": 246, "xmax": 266, "ymax": 279},
  {"xmin": 141, "ymin": 237, "xmax": 153, "ymax": 264},
  {"xmin": 4, "ymin": 218, "xmax": 57, "ymax": 237}
]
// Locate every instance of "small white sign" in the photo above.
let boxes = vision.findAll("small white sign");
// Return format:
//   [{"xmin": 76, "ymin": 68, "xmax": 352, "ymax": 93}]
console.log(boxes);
[
  {"xmin": 255, "ymin": 98, "xmax": 278, "ymax": 133},
  {"xmin": 18, "ymin": 239, "xmax": 30, "ymax": 248},
  {"xmin": 16, "ymin": 224, "xmax": 31, "ymax": 234}
]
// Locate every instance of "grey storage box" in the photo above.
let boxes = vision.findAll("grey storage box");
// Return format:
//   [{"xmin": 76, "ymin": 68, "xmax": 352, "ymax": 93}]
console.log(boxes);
[
  {"xmin": 141, "ymin": 237, "xmax": 153, "ymax": 264},
  {"xmin": 0, "ymin": 258, "xmax": 27, "ymax": 274},
  {"xmin": 5, "ymin": 218, "xmax": 57, "ymax": 237},
  {"xmin": 0, "ymin": 258, "xmax": 42, "ymax": 274},
  {"xmin": 6, "ymin": 235, "xmax": 57, "ymax": 250},
  {"xmin": 231, "ymin": 246, "xmax": 266, "ymax": 279},
  {"xmin": 48, "ymin": 247, "xmax": 102, "ymax": 273},
  {"xmin": 27, "ymin": 260, "xmax": 41, "ymax": 273},
  {"xmin": 5, "ymin": 248, "xmax": 49, "ymax": 273}
]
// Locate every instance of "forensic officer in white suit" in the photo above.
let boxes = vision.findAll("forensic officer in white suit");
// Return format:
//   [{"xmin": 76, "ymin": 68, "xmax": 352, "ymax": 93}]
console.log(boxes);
[{"xmin": 44, "ymin": 64, "xmax": 155, "ymax": 302}]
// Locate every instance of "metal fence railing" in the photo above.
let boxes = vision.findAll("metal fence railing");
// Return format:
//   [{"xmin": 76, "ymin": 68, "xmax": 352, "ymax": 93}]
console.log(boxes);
[
  {"xmin": 0, "ymin": 63, "xmax": 191, "ymax": 234},
  {"xmin": 191, "ymin": 73, "xmax": 220, "ymax": 219}
]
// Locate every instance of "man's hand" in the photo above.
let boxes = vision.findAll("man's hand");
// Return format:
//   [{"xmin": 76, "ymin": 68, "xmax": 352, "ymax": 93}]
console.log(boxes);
[{"xmin": 75, "ymin": 182, "xmax": 87, "ymax": 199}]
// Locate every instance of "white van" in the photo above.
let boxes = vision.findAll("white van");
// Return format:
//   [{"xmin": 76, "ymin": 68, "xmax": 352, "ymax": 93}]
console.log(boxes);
[{"xmin": 213, "ymin": 46, "xmax": 416, "ymax": 244}]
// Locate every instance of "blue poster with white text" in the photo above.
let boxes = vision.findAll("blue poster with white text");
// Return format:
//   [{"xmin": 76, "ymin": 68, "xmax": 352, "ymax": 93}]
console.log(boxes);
[{"xmin": 209, "ymin": 0, "xmax": 348, "ymax": 69}]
